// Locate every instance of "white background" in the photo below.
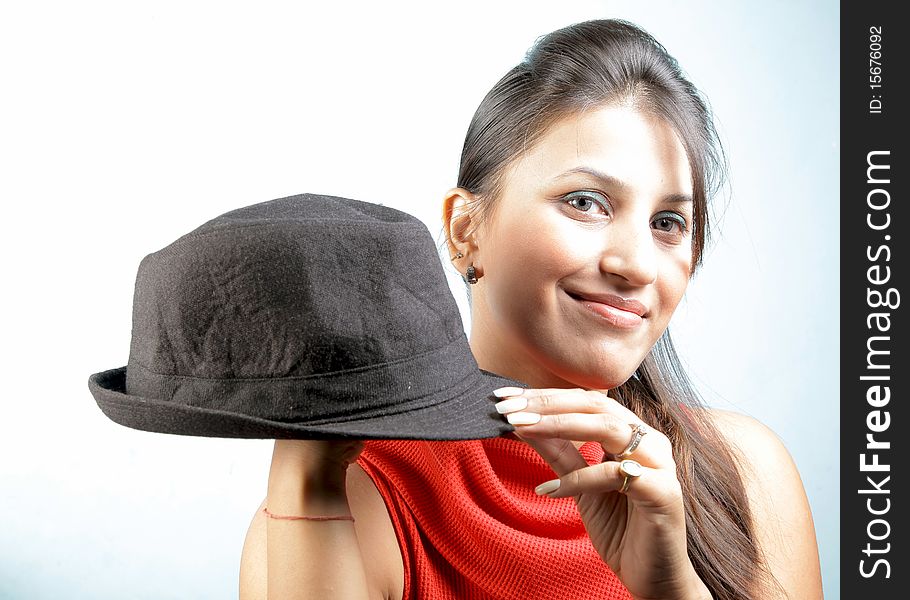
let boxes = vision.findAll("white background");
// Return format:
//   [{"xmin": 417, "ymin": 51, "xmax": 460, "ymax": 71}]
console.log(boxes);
[{"xmin": 0, "ymin": 1, "xmax": 839, "ymax": 598}]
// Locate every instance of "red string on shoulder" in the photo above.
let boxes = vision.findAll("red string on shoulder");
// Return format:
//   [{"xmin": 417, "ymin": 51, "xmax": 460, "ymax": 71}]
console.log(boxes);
[{"xmin": 262, "ymin": 506, "xmax": 355, "ymax": 522}]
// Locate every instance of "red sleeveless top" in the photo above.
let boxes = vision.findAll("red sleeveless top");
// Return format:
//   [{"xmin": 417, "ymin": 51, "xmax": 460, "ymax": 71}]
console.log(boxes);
[{"xmin": 357, "ymin": 437, "xmax": 633, "ymax": 600}]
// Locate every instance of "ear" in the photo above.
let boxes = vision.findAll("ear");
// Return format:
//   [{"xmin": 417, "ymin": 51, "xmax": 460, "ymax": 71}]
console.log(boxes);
[{"xmin": 442, "ymin": 187, "xmax": 483, "ymax": 267}]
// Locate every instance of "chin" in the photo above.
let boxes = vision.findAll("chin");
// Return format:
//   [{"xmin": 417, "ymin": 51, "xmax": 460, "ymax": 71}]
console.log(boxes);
[
  {"xmin": 548, "ymin": 362, "xmax": 638, "ymax": 391},
  {"xmin": 521, "ymin": 332, "xmax": 649, "ymax": 390}
]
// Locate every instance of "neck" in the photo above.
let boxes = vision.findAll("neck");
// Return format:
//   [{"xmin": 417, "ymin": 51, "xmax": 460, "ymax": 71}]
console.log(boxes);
[
  {"xmin": 469, "ymin": 316, "xmax": 572, "ymax": 390},
  {"xmin": 469, "ymin": 295, "xmax": 586, "ymax": 450}
]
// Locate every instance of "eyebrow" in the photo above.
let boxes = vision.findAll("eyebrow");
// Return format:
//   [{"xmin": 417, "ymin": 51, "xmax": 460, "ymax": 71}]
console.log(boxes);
[{"xmin": 553, "ymin": 166, "xmax": 693, "ymax": 204}]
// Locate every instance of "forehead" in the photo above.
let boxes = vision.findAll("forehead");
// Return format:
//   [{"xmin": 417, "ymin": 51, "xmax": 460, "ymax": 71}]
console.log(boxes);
[{"xmin": 505, "ymin": 104, "xmax": 693, "ymax": 197}]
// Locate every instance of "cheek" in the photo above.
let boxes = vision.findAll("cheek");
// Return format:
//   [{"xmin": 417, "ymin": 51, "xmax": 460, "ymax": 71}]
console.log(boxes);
[
  {"xmin": 487, "ymin": 210, "xmax": 580, "ymax": 283},
  {"xmin": 482, "ymin": 213, "xmax": 586, "ymax": 325},
  {"xmin": 656, "ymin": 253, "xmax": 692, "ymax": 317}
]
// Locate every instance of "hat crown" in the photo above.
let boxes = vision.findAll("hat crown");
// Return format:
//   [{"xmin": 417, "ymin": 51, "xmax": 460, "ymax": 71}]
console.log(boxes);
[{"xmin": 128, "ymin": 194, "xmax": 464, "ymax": 381}]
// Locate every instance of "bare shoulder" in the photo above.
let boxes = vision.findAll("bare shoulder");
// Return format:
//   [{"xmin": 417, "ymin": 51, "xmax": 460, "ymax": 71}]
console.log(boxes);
[
  {"xmin": 702, "ymin": 409, "xmax": 802, "ymax": 527},
  {"xmin": 347, "ymin": 463, "xmax": 406, "ymax": 599},
  {"xmin": 705, "ymin": 407, "xmax": 777, "ymax": 442},
  {"xmin": 704, "ymin": 409, "xmax": 793, "ymax": 468},
  {"xmin": 238, "ymin": 462, "xmax": 404, "ymax": 600},
  {"xmin": 703, "ymin": 408, "xmax": 823, "ymax": 599}
]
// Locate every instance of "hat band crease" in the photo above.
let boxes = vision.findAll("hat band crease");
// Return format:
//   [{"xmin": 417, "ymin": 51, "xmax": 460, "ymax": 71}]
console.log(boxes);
[{"xmin": 125, "ymin": 334, "xmax": 485, "ymax": 424}]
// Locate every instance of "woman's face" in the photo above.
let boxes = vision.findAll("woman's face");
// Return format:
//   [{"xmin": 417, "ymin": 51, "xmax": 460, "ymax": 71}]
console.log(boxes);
[{"xmin": 466, "ymin": 104, "xmax": 694, "ymax": 390}]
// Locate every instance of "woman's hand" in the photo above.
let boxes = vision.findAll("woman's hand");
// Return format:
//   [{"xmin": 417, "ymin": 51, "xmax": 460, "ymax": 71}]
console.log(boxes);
[{"xmin": 494, "ymin": 387, "xmax": 711, "ymax": 600}]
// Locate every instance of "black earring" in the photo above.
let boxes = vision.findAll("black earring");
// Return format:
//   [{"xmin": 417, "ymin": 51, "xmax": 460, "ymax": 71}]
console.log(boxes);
[{"xmin": 465, "ymin": 264, "xmax": 478, "ymax": 284}]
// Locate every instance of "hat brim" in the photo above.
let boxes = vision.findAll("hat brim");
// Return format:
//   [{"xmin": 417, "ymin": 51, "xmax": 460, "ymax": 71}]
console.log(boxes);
[{"xmin": 89, "ymin": 367, "xmax": 523, "ymax": 440}]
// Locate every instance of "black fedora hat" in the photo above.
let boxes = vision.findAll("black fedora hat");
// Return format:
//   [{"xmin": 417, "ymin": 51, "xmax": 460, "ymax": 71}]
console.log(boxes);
[{"xmin": 88, "ymin": 193, "xmax": 523, "ymax": 440}]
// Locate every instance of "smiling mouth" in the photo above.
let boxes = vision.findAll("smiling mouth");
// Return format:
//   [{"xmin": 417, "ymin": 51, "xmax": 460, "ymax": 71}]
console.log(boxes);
[{"xmin": 564, "ymin": 290, "xmax": 645, "ymax": 329}]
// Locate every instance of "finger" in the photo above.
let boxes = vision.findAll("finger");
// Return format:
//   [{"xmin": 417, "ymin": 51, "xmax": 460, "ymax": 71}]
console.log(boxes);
[
  {"xmin": 508, "ymin": 412, "xmax": 674, "ymax": 469},
  {"xmin": 494, "ymin": 386, "xmax": 674, "ymax": 467},
  {"xmin": 538, "ymin": 461, "xmax": 683, "ymax": 510},
  {"xmin": 494, "ymin": 387, "xmax": 616, "ymax": 416},
  {"xmin": 494, "ymin": 387, "xmax": 651, "ymax": 437},
  {"xmin": 517, "ymin": 434, "xmax": 589, "ymax": 478}
]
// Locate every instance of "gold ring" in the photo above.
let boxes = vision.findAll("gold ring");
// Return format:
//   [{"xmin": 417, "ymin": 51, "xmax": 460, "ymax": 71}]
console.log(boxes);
[
  {"xmin": 605, "ymin": 423, "xmax": 648, "ymax": 461},
  {"xmin": 618, "ymin": 459, "xmax": 643, "ymax": 494}
]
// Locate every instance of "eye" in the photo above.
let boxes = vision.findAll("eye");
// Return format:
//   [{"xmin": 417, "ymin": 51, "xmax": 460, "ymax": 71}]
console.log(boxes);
[
  {"xmin": 564, "ymin": 190, "xmax": 609, "ymax": 215},
  {"xmin": 651, "ymin": 212, "xmax": 688, "ymax": 235}
]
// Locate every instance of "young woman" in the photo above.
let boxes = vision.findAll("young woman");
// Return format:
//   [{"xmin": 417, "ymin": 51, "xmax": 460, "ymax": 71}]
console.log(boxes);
[{"xmin": 239, "ymin": 19, "xmax": 822, "ymax": 600}]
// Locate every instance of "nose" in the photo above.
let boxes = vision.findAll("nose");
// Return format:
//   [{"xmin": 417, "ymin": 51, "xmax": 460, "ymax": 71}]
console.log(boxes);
[{"xmin": 598, "ymin": 217, "xmax": 658, "ymax": 286}]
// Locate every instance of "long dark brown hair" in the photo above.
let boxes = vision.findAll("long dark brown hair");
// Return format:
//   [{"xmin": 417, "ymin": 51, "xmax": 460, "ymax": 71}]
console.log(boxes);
[{"xmin": 452, "ymin": 19, "xmax": 774, "ymax": 600}]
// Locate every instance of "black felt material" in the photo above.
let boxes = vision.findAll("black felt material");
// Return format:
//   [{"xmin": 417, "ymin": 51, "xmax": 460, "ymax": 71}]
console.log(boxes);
[{"xmin": 88, "ymin": 193, "xmax": 522, "ymax": 440}]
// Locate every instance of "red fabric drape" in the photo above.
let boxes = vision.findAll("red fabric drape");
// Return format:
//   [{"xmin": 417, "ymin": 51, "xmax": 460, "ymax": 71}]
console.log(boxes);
[{"xmin": 358, "ymin": 437, "xmax": 632, "ymax": 599}]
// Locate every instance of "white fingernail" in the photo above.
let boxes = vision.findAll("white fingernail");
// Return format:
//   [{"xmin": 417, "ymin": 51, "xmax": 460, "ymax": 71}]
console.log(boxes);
[
  {"xmin": 506, "ymin": 412, "xmax": 541, "ymax": 425},
  {"xmin": 535, "ymin": 479, "xmax": 561, "ymax": 496},
  {"xmin": 495, "ymin": 397, "xmax": 528, "ymax": 414},
  {"xmin": 492, "ymin": 386, "xmax": 525, "ymax": 398}
]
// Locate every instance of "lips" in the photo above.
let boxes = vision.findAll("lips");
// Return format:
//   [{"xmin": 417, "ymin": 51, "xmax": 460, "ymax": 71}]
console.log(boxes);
[{"xmin": 565, "ymin": 289, "xmax": 648, "ymax": 329}]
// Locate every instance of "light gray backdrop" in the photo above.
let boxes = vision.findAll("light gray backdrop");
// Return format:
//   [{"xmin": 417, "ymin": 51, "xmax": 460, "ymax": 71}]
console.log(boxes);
[{"xmin": 0, "ymin": 1, "xmax": 838, "ymax": 598}]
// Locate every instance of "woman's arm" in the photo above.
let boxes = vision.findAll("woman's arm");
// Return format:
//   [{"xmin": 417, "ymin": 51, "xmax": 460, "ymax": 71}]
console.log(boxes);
[
  {"xmin": 708, "ymin": 410, "xmax": 824, "ymax": 599},
  {"xmin": 265, "ymin": 440, "xmax": 368, "ymax": 599},
  {"xmin": 240, "ymin": 440, "xmax": 397, "ymax": 600}
]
